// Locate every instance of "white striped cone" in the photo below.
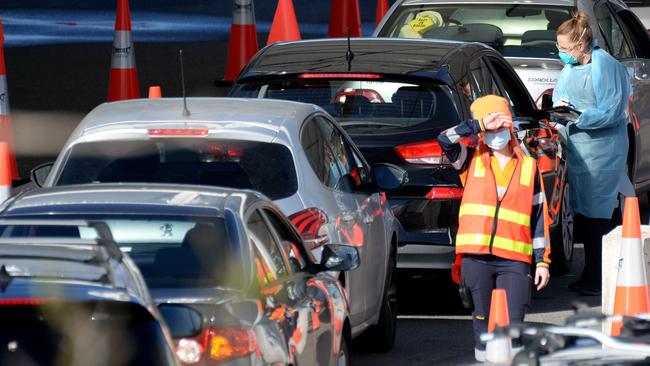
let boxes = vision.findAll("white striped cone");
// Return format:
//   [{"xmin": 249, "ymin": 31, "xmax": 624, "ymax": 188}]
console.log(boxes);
[
  {"xmin": 0, "ymin": 142, "xmax": 11, "ymax": 202},
  {"xmin": 611, "ymin": 196, "xmax": 650, "ymax": 336},
  {"xmin": 108, "ymin": 0, "xmax": 139, "ymax": 101},
  {"xmin": 0, "ymin": 19, "xmax": 18, "ymax": 180},
  {"xmin": 224, "ymin": 0, "xmax": 259, "ymax": 81}
]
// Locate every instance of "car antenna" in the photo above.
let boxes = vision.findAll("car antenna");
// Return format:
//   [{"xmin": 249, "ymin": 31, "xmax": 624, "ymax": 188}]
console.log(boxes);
[
  {"xmin": 346, "ymin": 27, "xmax": 354, "ymax": 72},
  {"xmin": 178, "ymin": 49, "xmax": 191, "ymax": 117}
]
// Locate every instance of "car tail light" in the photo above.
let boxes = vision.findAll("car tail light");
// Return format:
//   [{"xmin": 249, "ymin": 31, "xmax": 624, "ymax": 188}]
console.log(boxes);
[
  {"xmin": 395, "ymin": 140, "xmax": 450, "ymax": 165},
  {"xmin": 147, "ymin": 128, "xmax": 209, "ymax": 136},
  {"xmin": 297, "ymin": 73, "xmax": 383, "ymax": 79},
  {"xmin": 0, "ymin": 298, "xmax": 49, "ymax": 306},
  {"xmin": 176, "ymin": 327, "xmax": 256, "ymax": 365},
  {"xmin": 425, "ymin": 187, "xmax": 464, "ymax": 199},
  {"xmin": 334, "ymin": 89, "xmax": 384, "ymax": 104},
  {"xmin": 289, "ymin": 208, "xmax": 329, "ymax": 250}
]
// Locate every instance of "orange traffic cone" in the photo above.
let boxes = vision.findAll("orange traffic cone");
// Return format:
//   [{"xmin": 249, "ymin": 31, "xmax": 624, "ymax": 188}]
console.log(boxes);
[
  {"xmin": 328, "ymin": 0, "xmax": 362, "ymax": 38},
  {"xmin": 108, "ymin": 0, "xmax": 140, "ymax": 101},
  {"xmin": 0, "ymin": 142, "xmax": 11, "ymax": 202},
  {"xmin": 267, "ymin": 0, "xmax": 301, "ymax": 45},
  {"xmin": 0, "ymin": 19, "xmax": 17, "ymax": 180},
  {"xmin": 376, "ymin": 0, "xmax": 390, "ymax": 26},
  {"xmin": 148, "ymin": 86, "xmax": 161, "ymax": 99},
  {"xmin": 611, "ymin": 196, "xmax": 650, "ymax": 336},
  {"xmin": 224, "ymin": 0, "xmax": 259, "ymax": 81},
  {"xmin": 486, "ymin": 288, "xmax": 512, "ymax": 363}
]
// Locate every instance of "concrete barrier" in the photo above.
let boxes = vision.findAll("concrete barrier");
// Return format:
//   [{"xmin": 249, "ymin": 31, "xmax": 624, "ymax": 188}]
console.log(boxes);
[{"xmin": 602, "ymin": 225, "xmax": 650, "ymax": 334}]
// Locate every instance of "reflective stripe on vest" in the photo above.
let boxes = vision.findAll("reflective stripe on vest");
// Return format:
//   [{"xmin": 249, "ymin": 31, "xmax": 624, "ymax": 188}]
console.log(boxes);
[{"xmin": 456, "ymin": 152, "xmax": 536, "ymax": 262}]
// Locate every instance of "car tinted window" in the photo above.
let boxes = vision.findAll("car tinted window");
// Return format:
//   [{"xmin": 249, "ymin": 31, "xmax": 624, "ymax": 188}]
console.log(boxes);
[
  {"xmin": 377, "ymin": 4, "xmax": 572, "ymax": 58},
  {"xmin": 247, "ymin": 210, "xmax": 288, "ymax": 278},
  {"xmin": 0, "ymin": 301, "xmax": 175, "ymax": 366},
  {"xmin": 58, "ymin": 139, "xmax": 298, "ymax": 200},
  {"xmin": 595, "ymin": 2, "xmax": 633, "ymax": 59},
  {"xmin": 301, "ymin": 117, "xmax": 344, "ymax": 189},
  {"xmin": 261, "ymin": 208, "xmax": 308, "ymax": 273},
  {"xmin": 232, "ymin": 79, "xmax": 460, "ymax": 136},
  {"xmin": 469, "ymin": 58, "xmax": 501, "ymax": 99}
]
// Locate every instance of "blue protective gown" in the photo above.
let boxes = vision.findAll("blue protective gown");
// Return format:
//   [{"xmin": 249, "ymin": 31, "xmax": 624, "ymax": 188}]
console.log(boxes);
[{"xmin": 553, "ymin": 47, "xmax": 631, "ymax": 219}]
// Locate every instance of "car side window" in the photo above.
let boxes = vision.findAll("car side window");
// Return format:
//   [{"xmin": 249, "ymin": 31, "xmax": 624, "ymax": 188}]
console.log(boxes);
[
  {"xmin": 595, "ymin": 2, "xmax": 633, "ymax": 59},
  {"xmin": 485, "ymin": 57, "xmax": 531, "ymax": 118},
  {"xmin": 261, "ymin": 208, "xmax": 308, "ymax": 273},
  {"xmin": 316, "ymin": 117, "xmax": 361, "ymax": 193},
  {"xmin": 247, "ymin": 210, "xmax": 288, "ymax": 279},
  {"xmin": 468, "ymin": 58, "xmax": 501, "ymax": 99},
  {"xmin": 301, "ymin": 117, "xmax": 344, "ymax": 189}
]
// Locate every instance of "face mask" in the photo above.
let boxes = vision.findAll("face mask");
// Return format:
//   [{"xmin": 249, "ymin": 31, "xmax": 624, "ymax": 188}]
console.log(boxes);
[
  {"xmin": 483, "ymin": 128, "xmax": 511, "ymax": 150},
  {"xmin": 559, "ymin": 51, "xmax": 578, "ymax": 65}
]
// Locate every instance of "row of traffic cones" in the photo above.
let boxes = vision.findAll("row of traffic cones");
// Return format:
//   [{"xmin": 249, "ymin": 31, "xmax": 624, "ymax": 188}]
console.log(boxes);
[{"xmin": 481, "ymin": 196, "xmax": 650, "ymax": 363}]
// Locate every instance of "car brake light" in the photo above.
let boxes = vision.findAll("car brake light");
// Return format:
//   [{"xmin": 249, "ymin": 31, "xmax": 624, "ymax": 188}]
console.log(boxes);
[
  {"xmin": 297, "ymin": 73, "xmax": 384, "ymax": 79},
  {"xmin": 289, "ymin": 208, "xmax": 329, "ymax": 250},
  {"xmin": 147, "ymin": 128, "xmax": 209, "ymax": 136},
  {"xmin": 0, "ymin": 298, "xmax": 49, "ymax": 306},
  {"xmin": 176, "ymin": 327, "xmax": 256, "ymax": 365},
  {"xmin": 395, "ymin": 140, "xmax": 450, "ymax": 165}
]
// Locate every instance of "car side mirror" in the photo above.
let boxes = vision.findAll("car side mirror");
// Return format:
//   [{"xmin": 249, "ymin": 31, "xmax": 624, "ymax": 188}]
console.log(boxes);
[
  {"xmin": 372, "ymin": 163, "xmax": 408, "ymax": 191},
  {"xmin": 158, "ymin": 304, "xmax": 203, "ymax": 338},
  {"xmin": 540, "ymin": 93, "xmax": 553, "ymax": 110},
  {"xmin": 30, "ymin": 162, "xmax": 53, "ymax": 188},
  {"xmin": 319, "ymin": 244, "xmax": 360, "ymax": 272}
]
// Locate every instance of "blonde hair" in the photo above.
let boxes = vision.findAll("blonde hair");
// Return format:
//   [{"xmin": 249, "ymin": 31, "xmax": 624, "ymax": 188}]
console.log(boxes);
[{"xmin": 557, "ymin": 11, "xmax": 593, "ymax": 45}]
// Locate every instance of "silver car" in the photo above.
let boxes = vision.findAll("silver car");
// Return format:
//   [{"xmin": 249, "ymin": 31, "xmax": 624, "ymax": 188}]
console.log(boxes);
[
  {"xmin": 375, "ymin": 0, "xmax": 650, "ymax": 195},
  {"xmin": 31, "ymin": 98, "xmax": 405, "ymax": 351}
]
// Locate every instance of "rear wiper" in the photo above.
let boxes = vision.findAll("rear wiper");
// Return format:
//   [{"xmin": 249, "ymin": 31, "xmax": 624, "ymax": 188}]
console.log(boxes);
[{"xmin": 339, "ymin": 121, "xmax": 402, "ymax": 129}]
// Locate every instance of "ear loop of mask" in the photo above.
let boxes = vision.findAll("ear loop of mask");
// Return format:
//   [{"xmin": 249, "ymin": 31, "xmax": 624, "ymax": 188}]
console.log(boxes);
[{"xmin": 574, "ymin": 27, "xmax": 588, "ymax": 61}]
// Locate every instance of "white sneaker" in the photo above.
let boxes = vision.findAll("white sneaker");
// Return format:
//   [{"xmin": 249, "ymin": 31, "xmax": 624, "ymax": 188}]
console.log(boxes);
[
  {"xmin": 511, "ymin": 346, "xmax": 524, "ymax": 356},
  {"xmin": 475, "ymin": 348, "xmax": 486, "ymax": 362}
]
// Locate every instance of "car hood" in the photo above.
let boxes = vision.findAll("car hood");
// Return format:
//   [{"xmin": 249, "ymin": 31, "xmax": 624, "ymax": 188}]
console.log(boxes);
[
  {"xmin": 506, "ymin": 57, "xmax": 564, "ymax": 101},
  {"xmin": 150, "ymin": 287, "xmax": 239, "ymax": 305}
]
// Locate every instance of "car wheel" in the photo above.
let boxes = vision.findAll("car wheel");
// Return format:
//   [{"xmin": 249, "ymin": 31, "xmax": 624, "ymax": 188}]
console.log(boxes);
[
  {"xmin": 338, "ymin": 335, "xmax": 350, "ymax": 366},
  {"xmin": 550, "ymin": 182, "xmax": 573, "ymax": 274},
  {"xmin": 364, "ymin": 250, "xmax": 397, "ymax": 352}
]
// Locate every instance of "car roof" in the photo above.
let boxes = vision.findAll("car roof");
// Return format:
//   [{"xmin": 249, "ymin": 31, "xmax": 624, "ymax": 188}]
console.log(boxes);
[
  {"xmin": 239, "ymin": 38, "xmax": 495, "ymax": 85},
  {"xmin": 0, "ymin": 183, "xmax": 264, "ymax": 217},
  {"xmin": 397, "ymin": 0, "xmax": 575, "ymax": 6},
  {"xmin": 76, "ymin": 97, "xmax": 320, "ymax": 134},
  {"xmin": 0, "ymin": 280, "xmax": 141, "ymax": 303}
]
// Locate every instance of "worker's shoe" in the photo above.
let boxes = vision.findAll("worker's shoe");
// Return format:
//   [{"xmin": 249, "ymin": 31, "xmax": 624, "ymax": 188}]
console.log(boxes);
[
  {"xmin": 568, "ymin": 277, "xmax": 586, "ymax": 291},
  {"xmin": 577, "ymin": 284, "xmax": 601, "ymax": 296},
  {"xmin": 474, "ymin": 347, "xmax": 486, "ymax": 362}
]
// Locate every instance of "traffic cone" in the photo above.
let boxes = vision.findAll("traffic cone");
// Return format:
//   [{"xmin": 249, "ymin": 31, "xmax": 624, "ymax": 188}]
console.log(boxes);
[
  {"xmin": 224, "ymin": 0, "xmax": 259, "ymax": 81},
  {"xmin": 267, "ymin": 0, "xmax": 301, "ymax": 45},
  {"xmin": 328, "ymin": 0, "xmax": 362, "ymax": 38},
  {"xmin": 148, "ymin": 86, "xmax": 161, "ymax": 99},
  {"xmin": 107, "ymin": 0, "xmax": 140, "ymax": 101},
  {"xmin": 0, "ymin": 19, "xmax": 18, "ymax": 180},
  {"xmin": 0, "ymin": 142, "xmax": 11, "ymax": 202},
  {"xmin": 611, "ymin": 196, "xmax": 650, "ymax": 336},
  {"xmin": 486, "ymin": 289, "xmax": 512, "ymax": 363},
  {"xmin": 376, "ymin": 0, "xmax": 390, "ymax": 26}
]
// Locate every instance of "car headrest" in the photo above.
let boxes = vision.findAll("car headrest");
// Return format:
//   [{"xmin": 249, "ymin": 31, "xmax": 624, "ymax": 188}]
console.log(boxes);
[
  {"xmin": 392, "ymin": 86, "xmax": 435, "ymax": 118},
  {"xmin": 339, "ymin": 95, "xmax": 373, "ymax": 117},
  {"xmin": 545, "ymin": 10, "xmax": 571, "ymax": 30},
  {"xmin": 521, "ymin": 30, "xmax": 557, "ymax": 45}
]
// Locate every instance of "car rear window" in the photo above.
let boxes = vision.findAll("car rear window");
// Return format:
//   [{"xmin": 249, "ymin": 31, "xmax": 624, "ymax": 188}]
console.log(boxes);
[
  {"xmin": 0, "ymin": 216, "xmax": 244, "ymax": 289},
  {"xmin": 377, "ymin": 4, "xmax": 573, "ymax": 58},
  {"xmin": 0, "ymin": 301, "xmax": 175, "ymax": 366},
  {"xmin": 231, "ymin": 78, "xmax": 461, "ymax": 135},
  {"xmin": 57, "ymin": 139, "xmax": 298, "ymax": 200}
]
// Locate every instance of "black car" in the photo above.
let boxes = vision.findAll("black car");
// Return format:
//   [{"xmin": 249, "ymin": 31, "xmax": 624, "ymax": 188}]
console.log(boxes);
[
  {"xmin": 229, "ymin": 38, "xmax": 573, "ymax": 273},
  {"xmin": 0, "ymin": 220, "xmax": 179, "ymax": 366},
  {"xmin": 0, "ymin": 183, "xmax": 358, "ymax": 366}
]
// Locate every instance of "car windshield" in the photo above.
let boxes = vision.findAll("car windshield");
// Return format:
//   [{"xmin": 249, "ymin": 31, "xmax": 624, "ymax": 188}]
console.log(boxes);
[
  {"xmin": 57, "ymin": 139, "xmax": 298, "ymax": 200},
  {"xmin": 231, "ymin": 78, "xmax": 461, "ymax": 135},
  {"xmin": 378, "ymin": 4, "xmax": 573, "ymax": 58},
  {"xmin": 0, "ymin": 216, "xmax": 244, "ymax": 289}
]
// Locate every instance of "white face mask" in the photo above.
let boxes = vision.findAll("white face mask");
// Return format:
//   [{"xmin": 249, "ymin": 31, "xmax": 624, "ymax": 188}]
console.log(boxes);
[{"xmin": 483, "ymin": 128, "xmax": 511, "ymax": 150}]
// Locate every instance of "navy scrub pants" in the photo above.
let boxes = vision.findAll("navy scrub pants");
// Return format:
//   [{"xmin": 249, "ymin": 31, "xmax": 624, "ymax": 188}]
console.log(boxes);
[{"xmin": 461, "ymin": 254, "xmax": 531, "ymax": 350}]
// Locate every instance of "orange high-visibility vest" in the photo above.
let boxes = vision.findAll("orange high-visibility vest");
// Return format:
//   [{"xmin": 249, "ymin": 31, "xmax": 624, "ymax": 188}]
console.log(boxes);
[{"xmin": 455, "ymin": 150, "xmax": 537, "ymax": 263}]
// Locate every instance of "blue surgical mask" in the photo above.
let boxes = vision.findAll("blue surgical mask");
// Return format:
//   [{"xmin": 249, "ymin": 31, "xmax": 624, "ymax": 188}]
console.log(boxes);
[
  {"xmin": 484, "ymin": 128, "xmax": 511, "ymax": 150},
  {"xmin": 559, "ymin": 51, "xmax": 578, "ymax": 65}
]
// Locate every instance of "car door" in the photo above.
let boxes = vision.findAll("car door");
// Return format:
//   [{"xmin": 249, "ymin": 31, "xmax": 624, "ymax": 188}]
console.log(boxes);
[
  {"xmin": 260, "ymin": 206, "xmax": 347, "ymax": 366},
  {"xmin": 595, "ymin": 0, "xmax": 650, "ymax": 187},
  {"xmin": 246, "ymin": 208, "xmax": 320, "ymax": 366}
]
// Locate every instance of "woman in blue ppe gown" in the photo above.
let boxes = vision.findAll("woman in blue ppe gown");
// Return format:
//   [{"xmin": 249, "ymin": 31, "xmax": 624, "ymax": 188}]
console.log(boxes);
[{"xmin": 553, "ymin": 11, "xmax": 631, "ymax": 296}]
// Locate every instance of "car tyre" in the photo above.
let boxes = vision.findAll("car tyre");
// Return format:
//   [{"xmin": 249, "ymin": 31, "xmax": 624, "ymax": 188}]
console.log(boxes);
[
  {"xmin": 550, "ymin": 182, "xmax": 573, "ymax": 274},
  {"xmin": 338, "ymin": 335, "xmax": 350, "ymax": 366},
  {"xmin": 364, "ymin": 250, "xmax": 397, "ymax": 352}
]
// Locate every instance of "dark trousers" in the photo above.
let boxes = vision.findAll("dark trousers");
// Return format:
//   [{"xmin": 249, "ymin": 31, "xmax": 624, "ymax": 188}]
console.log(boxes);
[
  {"xmin": 461, "ymin": 255, "xmax": 530, "ymax": 349},
  {"xmin": 574, "ymin": 214, "xmax": 616, "ymax": 287}
]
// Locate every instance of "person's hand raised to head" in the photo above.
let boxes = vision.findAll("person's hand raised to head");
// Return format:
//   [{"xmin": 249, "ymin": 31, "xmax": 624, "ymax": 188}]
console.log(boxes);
[{"xmin": 482, "ymin": 112, "xmax": 512, "ymax": 131}]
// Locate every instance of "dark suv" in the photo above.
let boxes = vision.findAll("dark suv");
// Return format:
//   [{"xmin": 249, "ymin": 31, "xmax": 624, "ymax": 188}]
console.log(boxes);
[{"xmin": 230, "ymin": 38, "xmax": 573, "ymax": 273}]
